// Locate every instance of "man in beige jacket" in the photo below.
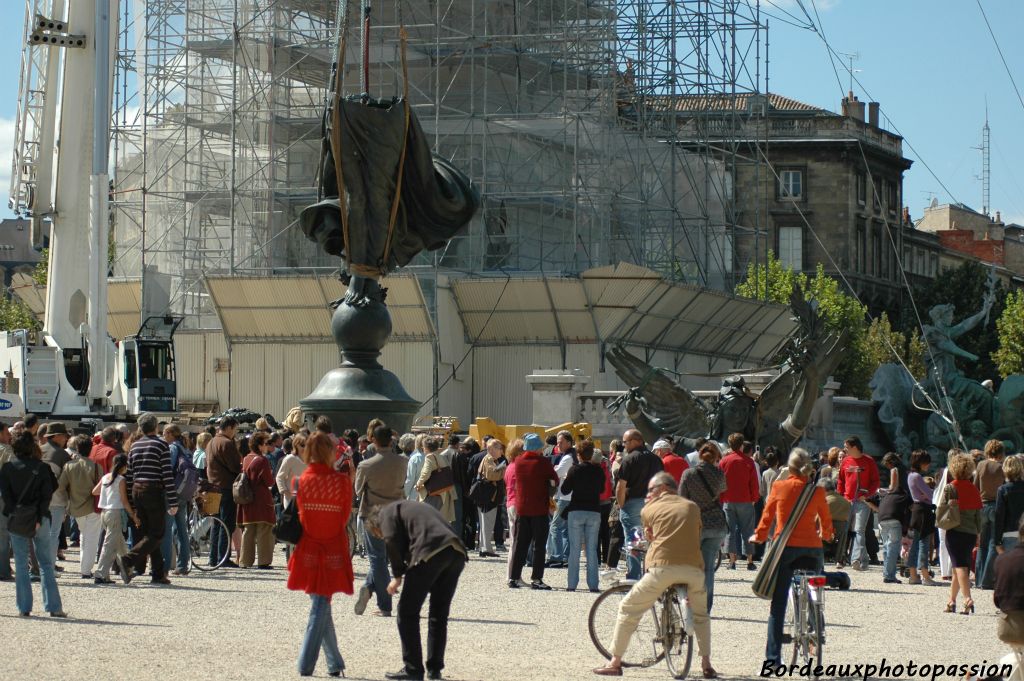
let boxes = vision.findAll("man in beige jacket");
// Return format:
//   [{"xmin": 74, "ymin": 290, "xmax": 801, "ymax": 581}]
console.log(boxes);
[{"xmin": 59, "ymin": 435, "xmax": 102, "ymax": 578}]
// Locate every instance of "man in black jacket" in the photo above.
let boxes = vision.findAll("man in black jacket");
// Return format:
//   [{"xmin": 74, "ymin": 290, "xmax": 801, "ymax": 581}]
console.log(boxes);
[{"xmin": 366, "ymin": 500, "xmax": 467, "ymax": 681}]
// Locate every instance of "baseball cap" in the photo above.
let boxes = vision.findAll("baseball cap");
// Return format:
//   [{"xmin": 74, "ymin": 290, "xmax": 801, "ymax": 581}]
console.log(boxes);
[
  {"xmin": 652, "ymin": 439, "xmax": 672, "ymax": 451},
  {"xmin": 523, "ymin": 433, "xmax": 543, "ymax": 452}
]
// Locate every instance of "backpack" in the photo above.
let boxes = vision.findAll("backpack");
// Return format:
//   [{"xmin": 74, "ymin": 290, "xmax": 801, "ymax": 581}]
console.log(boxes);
[
  {"xmin": 232, "ymin": 467, "xmax": 254, "ymax": 505},
  {"xmin": 174, "ymin": 449, "xmax": 200, "ymax": 503}
]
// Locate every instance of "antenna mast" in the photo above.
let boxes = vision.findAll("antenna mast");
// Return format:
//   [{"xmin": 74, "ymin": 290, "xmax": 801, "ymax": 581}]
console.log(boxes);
[{"xmin": 982, "ymin": 108, "xmax": 991, "ymax": 216}]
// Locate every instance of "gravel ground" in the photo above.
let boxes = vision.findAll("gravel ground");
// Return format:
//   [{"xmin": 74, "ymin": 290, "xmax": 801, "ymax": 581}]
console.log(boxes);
[{"xmin": 0, "ymin": 546, "xmax": 1010, "ymax": 681}]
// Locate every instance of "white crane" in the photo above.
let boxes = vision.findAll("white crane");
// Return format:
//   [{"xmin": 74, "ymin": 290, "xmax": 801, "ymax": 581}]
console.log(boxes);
[{"xmin": 2, "ymin": 0, "xmax": 180, "ymax": 421}]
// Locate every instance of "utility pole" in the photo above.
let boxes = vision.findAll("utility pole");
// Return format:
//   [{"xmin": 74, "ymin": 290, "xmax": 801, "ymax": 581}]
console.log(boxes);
[{"xmin": 982, "ymin": 108, "xmax": 991, "ymax": 216}]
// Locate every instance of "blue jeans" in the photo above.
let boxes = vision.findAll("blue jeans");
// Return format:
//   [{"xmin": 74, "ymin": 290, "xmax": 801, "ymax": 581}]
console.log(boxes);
[
  {"xmin": 724, "ymin": 502, "xmax": 755, "ymax": 558},
  {"xmin": 363, "ymin": 526, "xmax": 393, "ymax": 614},
  {"xmin": 765, "ymin": 546, "xmax": 823, "ymax": 665},
  {"xmin": 0, "ymin": 510, "xmax": 11, "ymax": 580},
  {"xmin": 160, "ymin": 504, "xmax": 191, "ymax": 572},
  {"xmin": 700, "ymin": 530, "xmax": 727, "ymax": 613},
  {"xmin": 11, "ymin": 517, "xmax": 62, "ymax": 614},
  {"xmin": 879, "ymin": 519, "xmax": 902, "ymax": 580},
  {"xmin": 298, "ymin": 594, "xmax": 345, "ymax": 676},
  {"xmin": 211, "ymin": 489, "xmax": 237, "ymax": 565},
  {"xmin": 619, "ymin": 498, "xmax": 646, "ymax": 580},
  {"xmin": 849, "ymin": 500, "xmax": 871, "ymax": 566},
  {"xmin": 47, "ymin": 506, "xmax": 66, "ymax": 562},
  {"xmin": 976, "ymin": 502, "xmax": 996, "ymax": 588},
  {"xmin": 546, "ymin": 499, "xmax": 570, "ymax": 562},
  {"xmin": 907, "ymin": 529, "xmax": 931, "ymax": 572},
  {"xmin": 567, "ymin": 510, "xmax": 600, "ymax": 591}
]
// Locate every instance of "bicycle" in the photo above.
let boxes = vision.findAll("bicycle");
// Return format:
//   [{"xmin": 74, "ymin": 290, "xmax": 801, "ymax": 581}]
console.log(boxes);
[
  {"xmin": 187, "ymin": 492, "xmax": 231, "ymax": 571},
  {"xmin": 588, "ymin": 540, "xmax": 694, "ymax": 679},
  {"xmin": 785, "ymin": 570, "xmax": 827, "ymax": 668}
]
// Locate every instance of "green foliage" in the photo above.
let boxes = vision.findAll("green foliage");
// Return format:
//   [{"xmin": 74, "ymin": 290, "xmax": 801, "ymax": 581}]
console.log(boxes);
[
  {"xmin": 909, "ymin": 260, "xmax": 1004, "ymax": 383},
  {"xmin": 734, "ymin": 251, "xmax": 799, "ymax": 304},
  {"xmin": 0, "ymin": 292, "xmax": 40, "ymax": 332},
  {"xmin": 33, "ymin": 248, "xmax": 48, "ymax": 286},
  {"xmin": 994, "ymin": 289, "xmax": 1024, "ymax": 378},
  {"xmin": 736, "ymin": 252, "xmax": 930, "ymax": 398}
]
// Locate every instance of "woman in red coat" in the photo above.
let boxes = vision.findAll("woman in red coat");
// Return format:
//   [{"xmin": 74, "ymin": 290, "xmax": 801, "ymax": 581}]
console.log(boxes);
[
  {"xmin": 288, "ymin": 431, "xmax": 354, "ymax": 677},
  {"xmin": 237, "ymin": 431, "xmax": 277, "ymax": 568}
]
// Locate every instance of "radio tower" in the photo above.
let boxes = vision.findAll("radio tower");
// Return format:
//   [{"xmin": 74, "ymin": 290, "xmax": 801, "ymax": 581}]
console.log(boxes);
[{"xmin": 982, "ymin": 109, "xmax": 991, "ymax": 216}]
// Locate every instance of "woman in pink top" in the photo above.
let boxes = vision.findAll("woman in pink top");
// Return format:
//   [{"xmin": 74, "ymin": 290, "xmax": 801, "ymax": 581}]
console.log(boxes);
[{"xmin": 504, "ymin": 438, "xmax": 524, "ymax": 580}]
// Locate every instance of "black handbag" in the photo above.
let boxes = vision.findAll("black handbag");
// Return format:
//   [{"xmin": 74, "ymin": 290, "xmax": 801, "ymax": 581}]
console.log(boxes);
[
  {"xmin": 274, "ymin": 499, "xmax": 303, "ymax": 544},
  {"xmin": 469, "ymin": 479, "xmax": 498, "ymax": 510},
  {"xmin": 8, "ymin": 469, "xmax": 41, "ymax": 538},
  {"xmin": 423, "ymin": 454, "xmax": 455, "ymax": 496}
]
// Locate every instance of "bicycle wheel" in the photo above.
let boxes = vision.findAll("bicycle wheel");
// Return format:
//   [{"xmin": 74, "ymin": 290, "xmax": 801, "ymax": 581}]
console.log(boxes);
[
  {"xmin": 588, "ymin": 583, "xmax": 665, "ymax": 668},
  {"xmin": 662, "ymin": 590, "xmax": 693, "ymax": 680},
  {"xmin": 190, "ymin": 515, "xmax": 230, "ymax": 572},
  {"xmin": 788, "ymin": 589, "xmax": 824, "ymax": 670}
]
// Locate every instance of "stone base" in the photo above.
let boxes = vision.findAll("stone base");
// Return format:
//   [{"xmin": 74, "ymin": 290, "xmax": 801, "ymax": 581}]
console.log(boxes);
[{"xmin": 300, "ymin": 365, "xmax": 420, "ymax": 436}]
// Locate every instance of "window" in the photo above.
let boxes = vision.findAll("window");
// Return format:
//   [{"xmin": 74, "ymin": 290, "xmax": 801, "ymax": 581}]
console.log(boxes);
[
  {"xmin": 903, "ymin": 246, "xmax": 911, "ymax": 269},
  {"xmin": 856, "ymin": 222, "xmax": 866, "ymax": 273},
  {"xmin": 873, "ymin": 228, "xmax": 882, "ymax": 277},
  {"xmin": 930, "ymin": 254, "xmax": 939, "ymax": 277},
  {"xmin": 778, "ymin": 226, "xmax": 803, "ymax": 271},
  {"xmin": 779, "ymin": 169, "xmax": 803, "ymax": 200},
  {"xmin": 872, "ymin": 177, "xmax": 882, "ymax": 212},
  {"xmin": 124, "ymin": 347, "xmax": 137, "ymax": 389},
  {"xmin": 857, "ymin": 173, "xmax": 866, "ymax": 205},
  {"xmin": 887, "ymin": 180, "xmax": 898, "ymax": 213}
]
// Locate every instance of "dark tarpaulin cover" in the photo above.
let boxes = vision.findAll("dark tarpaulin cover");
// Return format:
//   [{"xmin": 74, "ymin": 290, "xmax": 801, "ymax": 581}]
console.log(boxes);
[{"xmin": 300, "ymin": 95, "xmax": 479, "ymax": 275}]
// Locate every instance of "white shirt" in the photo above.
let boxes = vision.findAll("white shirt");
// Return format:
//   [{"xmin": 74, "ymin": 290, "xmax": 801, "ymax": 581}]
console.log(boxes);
[
  {"xmin": 98, "ymin": 474, "xmax": 125, "ymax": 510},
  {"xmin": 554, "ymin": 453, "xmax": 574, "ymax": 502}
]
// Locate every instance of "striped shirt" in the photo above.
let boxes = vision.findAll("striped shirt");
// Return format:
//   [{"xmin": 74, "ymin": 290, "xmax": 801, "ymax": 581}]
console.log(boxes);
[{"xmin": 126, "ymin": 434, "xmax": 178, "ymax": 507}]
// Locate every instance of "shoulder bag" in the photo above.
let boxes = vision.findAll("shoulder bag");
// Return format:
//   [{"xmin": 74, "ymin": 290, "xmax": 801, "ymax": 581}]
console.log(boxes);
[
  {"xmin": 8, "ymin": 468, "xmax": 41, "ymax": 538},
  {"xmin": 935, "ymin": 484, "xmax": 960, "ymax": 531},
  {"xmin": 423, "ymin": 453, "xmax": 455, "ymax": 496},
  {"xmin": 273, "ymin": 481, "xmax": 303, "ymax": 544},
  {"xmin": 469, "ymin": 462, "xmax": 499, "ymax": 510},
  {"xmin": 232, "ymin": 459, "xmax": 255, "ymax": 505}
]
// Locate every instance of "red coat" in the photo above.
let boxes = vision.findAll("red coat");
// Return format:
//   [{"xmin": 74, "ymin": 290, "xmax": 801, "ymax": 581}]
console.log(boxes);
[
  {"xmin": 287, "ymin": 464, "xmax": 354, "ymax": 597},
  {"xmin": 237, "ymin": 453, "xmax": 276, "ymax": 525},
  {"xmin": 836, "ymin": 454, "xmax": 880, "ymax": 503}
]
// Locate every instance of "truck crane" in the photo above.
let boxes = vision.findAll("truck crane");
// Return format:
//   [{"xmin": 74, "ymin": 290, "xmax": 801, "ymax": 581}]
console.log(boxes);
[{"xmin": 1, "ymin": 0, "xmax": 180, "ymax": 421}]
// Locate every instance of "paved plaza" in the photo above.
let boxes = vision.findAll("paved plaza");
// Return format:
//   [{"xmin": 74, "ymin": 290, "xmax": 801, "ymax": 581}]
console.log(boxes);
[{"xmin": 1, "ymin": 546, "xmax": 1010, "ymax": 681}]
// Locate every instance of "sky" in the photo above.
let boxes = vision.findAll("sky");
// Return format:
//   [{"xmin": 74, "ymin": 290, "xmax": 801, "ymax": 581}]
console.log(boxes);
[{"xmin": 0, "ymin": 0, "xmax": 1020, "ymax": 225}]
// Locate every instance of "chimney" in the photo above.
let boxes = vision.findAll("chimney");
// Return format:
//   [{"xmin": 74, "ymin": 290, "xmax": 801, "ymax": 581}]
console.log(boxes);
[
  {"xmin": 902, "ymin": 206, "xmax": 910, "ymax": 225},
  {"xmin": 996, "ymin": 211, "xmax": 1002, "ymax": 224},
  {"xmin": 841, "ymin": 91, "xmax": 865, "ymax": 122},
  {"xmin": 868, "ymin": 102, "xmax": 879, "ymax": 127}
]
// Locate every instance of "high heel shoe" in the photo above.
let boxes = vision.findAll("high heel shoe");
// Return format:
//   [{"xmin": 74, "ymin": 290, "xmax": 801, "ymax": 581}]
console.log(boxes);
[
  {"xmin": 944, "ymin": 601, "xmax": 956, "ymax": 613},
  {"xmin": 962, "ymin": 598, "xmax": 974, "ymax": 615}
]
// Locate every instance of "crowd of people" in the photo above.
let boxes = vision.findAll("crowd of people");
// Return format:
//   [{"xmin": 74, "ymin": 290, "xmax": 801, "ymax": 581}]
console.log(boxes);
[{"xmin": 1, "ymin": 410, "xmax": 1023, "ymax": 680}]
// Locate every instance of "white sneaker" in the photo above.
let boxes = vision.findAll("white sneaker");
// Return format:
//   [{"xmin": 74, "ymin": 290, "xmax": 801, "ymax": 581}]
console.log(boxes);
[{"xmin": 354, "ymin": 585, "xmax": 371, "ymax": 615}]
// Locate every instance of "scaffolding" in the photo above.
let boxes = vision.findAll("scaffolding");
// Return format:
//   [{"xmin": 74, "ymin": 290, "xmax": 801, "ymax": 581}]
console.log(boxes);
[{"xmin": 105, "ymin": 0, "xmax": 767, "ymax": 326}]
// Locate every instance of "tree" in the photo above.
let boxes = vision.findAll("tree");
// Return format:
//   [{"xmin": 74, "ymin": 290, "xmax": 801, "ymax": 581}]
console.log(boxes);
[
  {"xmin": 863, "ymin": 313, "xmax": 927, "ymax": 382},
  {"xmin": 0, "ymin": 292, "xmax": 39, "ymax": 332},
  {"xmin": 33, "ymin": 248, "xmax": 48, "ymax": 286},
  {"xmin": 909, "ymin": 260, "xmax": 1004, "ymax": 383},
  {"xmin": 735, "ymin": 250, "xmax": 800, "ymax": 304},
  {"xmin": 994, "ymin": 289, "xmax": 1024, "ymax": 378}
]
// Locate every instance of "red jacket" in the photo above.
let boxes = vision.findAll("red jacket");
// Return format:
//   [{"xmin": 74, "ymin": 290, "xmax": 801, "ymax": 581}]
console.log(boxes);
[
  {"xmin": 287, "ymin": 464, "xmax": 354, "ymax": 597},
  {"xmin": 718, "ymin": 451, "xmax": 760, "ymax": 504},
  {"xmin": 836, "ymin": 454, "xmax": 880, "ymax": 502},
  {"xmin": 513, "ymin": 451, "xmax": 558, "ymax": 516},
  {"xmin": 660, "ymin": 453, "xmax": 689, "ymax": 485},
  {"xmin": 599, "ymin": 459, "xmax": 613, "ymax": 503},
  {"xmin": 89, "ymin": 443, "xmax": 119, "ymax": 475}
]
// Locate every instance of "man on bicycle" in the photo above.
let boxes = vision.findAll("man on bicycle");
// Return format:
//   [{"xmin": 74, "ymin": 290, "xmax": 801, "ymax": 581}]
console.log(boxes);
[
  {"xmin": 749, "ymin": 448, "xmax": 834, "ymax": 670},
  {"xmin": 593, "ymin": 472, "xmax": 716, "ymax": 678}
]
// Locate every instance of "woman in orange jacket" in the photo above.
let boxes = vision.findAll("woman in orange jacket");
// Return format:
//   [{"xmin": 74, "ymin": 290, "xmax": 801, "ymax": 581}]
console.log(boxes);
[{"xmin": 750, "ymin": 448, "xmax": 834, "ymax": 669}]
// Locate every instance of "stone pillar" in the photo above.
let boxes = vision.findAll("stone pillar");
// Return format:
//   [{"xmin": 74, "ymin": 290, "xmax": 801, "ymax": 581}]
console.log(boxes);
[{"xmin": 525, "ymin": 369, "xmax": 590, "ymax": 426}]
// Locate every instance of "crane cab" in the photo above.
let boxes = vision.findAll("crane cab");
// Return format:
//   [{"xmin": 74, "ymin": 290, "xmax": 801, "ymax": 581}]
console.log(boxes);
[{"xmin": 118, "ymin": 315, "xmax": 182, "ymax": 416}]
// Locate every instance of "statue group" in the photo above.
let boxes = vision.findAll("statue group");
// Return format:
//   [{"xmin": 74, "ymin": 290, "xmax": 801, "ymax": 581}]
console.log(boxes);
[
  {"xmin": 872, "ymin": 272, "xmax": 1024, "ymax": 463},
  {"xmin": 607, "ymin": 287, "xmax": 847, "ymax": 455},
  {"xmin": 609, "ymin": 273, "xmax": 1023, "ymax": 466}
]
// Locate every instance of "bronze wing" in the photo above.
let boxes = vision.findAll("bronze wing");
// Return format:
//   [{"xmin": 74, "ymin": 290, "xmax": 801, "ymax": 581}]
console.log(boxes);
[{"xmin": 606, "ymin": 344, "xmax": 711, "ymax": 439}]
